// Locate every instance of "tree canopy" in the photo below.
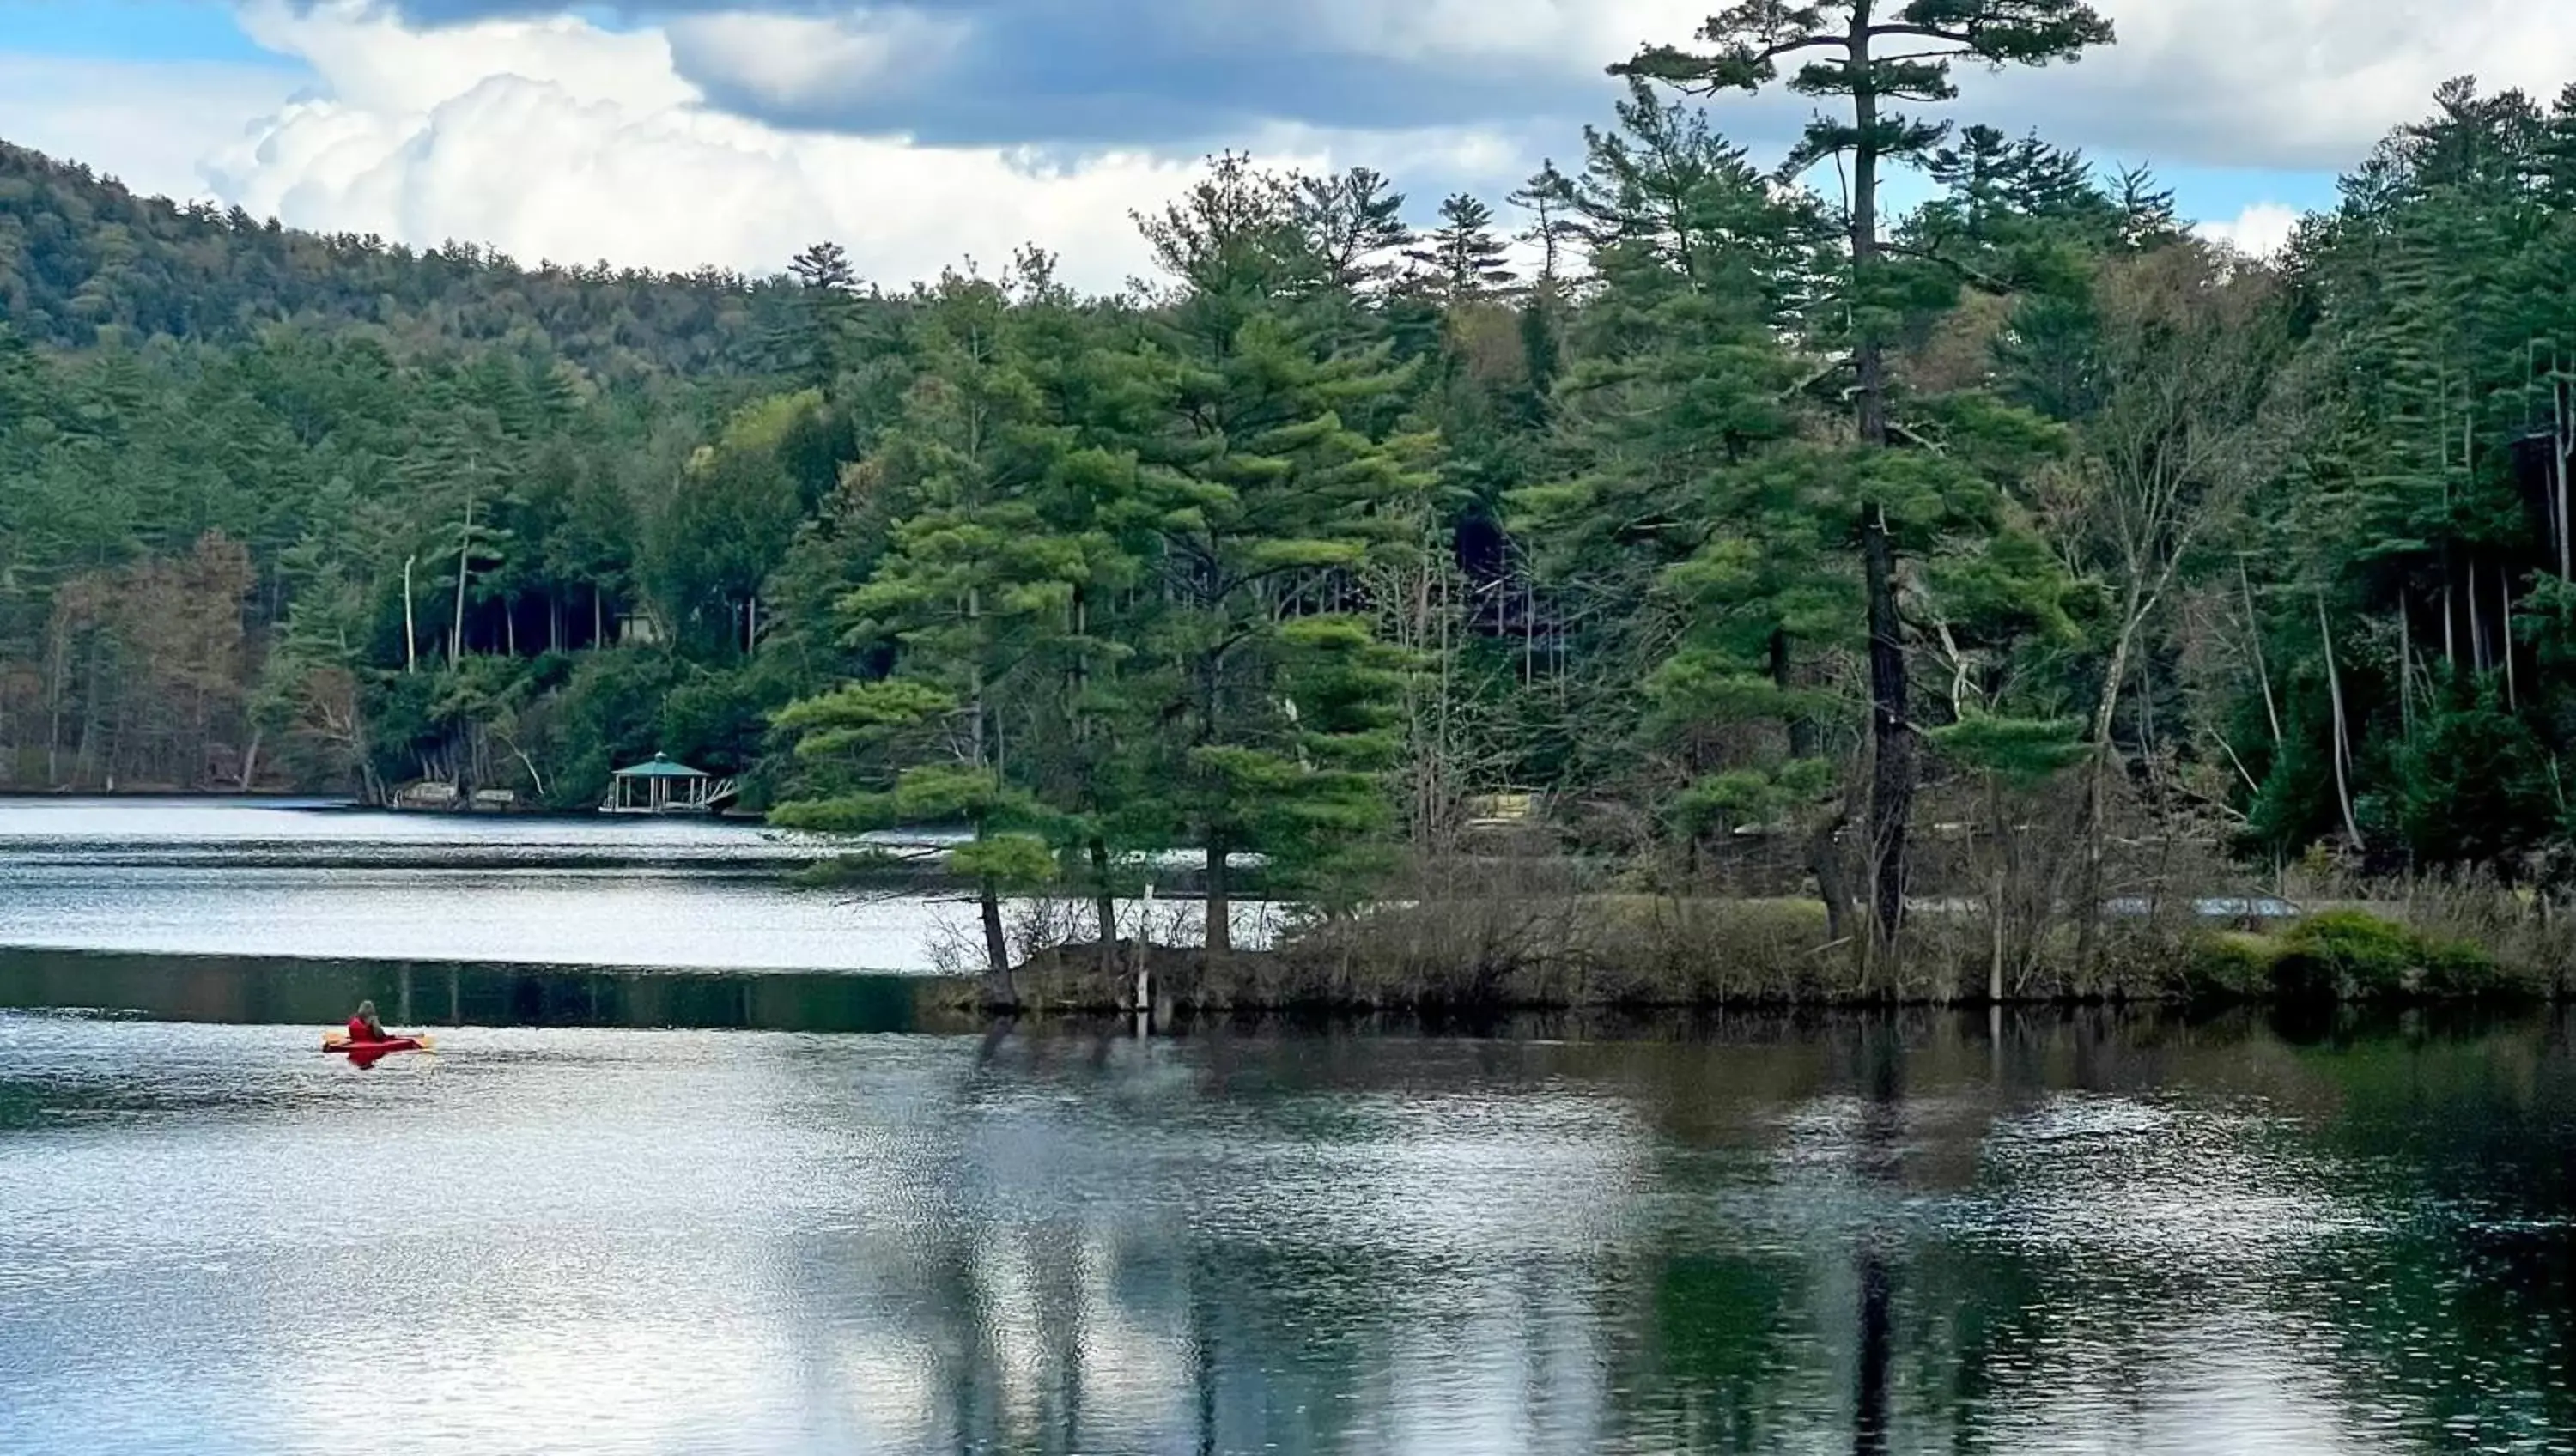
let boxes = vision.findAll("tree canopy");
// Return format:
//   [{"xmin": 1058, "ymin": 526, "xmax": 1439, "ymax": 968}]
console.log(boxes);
[{"xmin": 10, "ymin": 45, "xmax": 2576, "ymax": 986}]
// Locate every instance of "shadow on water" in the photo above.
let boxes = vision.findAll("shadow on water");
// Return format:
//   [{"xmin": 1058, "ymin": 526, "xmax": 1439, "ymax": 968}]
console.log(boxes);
[
  {"xmin": 0, "ymin": 946, "xmax": 981, "ymax": 1034},
  {"xmin": 1855, "ymin": 1016, "xmax": 1900, "ymax": 1456}
]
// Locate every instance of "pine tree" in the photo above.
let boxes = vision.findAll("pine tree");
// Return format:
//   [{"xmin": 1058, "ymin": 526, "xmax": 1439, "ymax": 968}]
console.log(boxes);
[
  {"xmin": 1134, "ymin": 153, "xmax": 1314, "ymax": 304},
  {"xmin": 1132, "ymin": 164, "xmax": 1437, "ymax": 949},
  {"xmin": 1925, "ymin": 124, "xmax": 2020, "ymax": 242},
  {"xmin": 642, "ymin": 391, "xmax": 815, "ymax": 655},
  {"xmin": 1407, "ymin": 195, "xmax": 1519, "ymax": 306},
  {"xmin": 771, "ymin": 269, "xmax": 1139, "ymax": 1002},
  {"xmin": 1571, "ymin": 78, "xmax": 1825, "ymax": 314},
  {"xmin": 1294, "ymin": 167, "xmax": 1414, "ymax": 296},
  {"xmin": 397, "ymin": 375, "xmax": 516, "ymax": 670},
  {"xmin": 1617, "ymin": 0, "xmax": 2116, "ymax": 952},
  {"xmin": 1515, "ymin": 125, "xmax": 1827, "ymax": 883},
  {"xmin": 1508, "ymin": 161, "xmax": 1583, "ymax": 288},
  {"xmin": 2111, "ymin": 166, "xmax": 2182, "ymax": 251},
  {"xmin": 780, "ymin": 240, "xmax": 862, "ymax": 388}
]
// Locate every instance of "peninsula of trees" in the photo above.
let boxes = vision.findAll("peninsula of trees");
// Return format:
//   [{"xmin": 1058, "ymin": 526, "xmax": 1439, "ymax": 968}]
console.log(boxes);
[{"xmin": 7, "ymin": 3, "xmax": 2576, "ymax": 995}]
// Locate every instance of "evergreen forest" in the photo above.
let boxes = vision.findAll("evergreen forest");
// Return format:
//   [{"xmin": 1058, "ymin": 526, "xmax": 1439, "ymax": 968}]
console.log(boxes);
[{"xmin": 9, "ymin": 2, "xmax": 2576, "ymax": 988}]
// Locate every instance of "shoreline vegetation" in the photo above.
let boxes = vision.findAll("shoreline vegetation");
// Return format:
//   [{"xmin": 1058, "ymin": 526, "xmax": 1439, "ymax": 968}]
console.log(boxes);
[
  {"xmin": 997, "ymin": 918, "xmax": 2566, "ymax": 1016},
  {"xmin": 987, "ymin": 866, "xmax": 2573, "ymax": 1015}
]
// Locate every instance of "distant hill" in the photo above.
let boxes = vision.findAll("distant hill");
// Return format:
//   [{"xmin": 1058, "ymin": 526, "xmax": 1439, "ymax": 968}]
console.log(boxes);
[{"xmin": 0, "ymin": 141, "xmax": 783, "ymax": 379}]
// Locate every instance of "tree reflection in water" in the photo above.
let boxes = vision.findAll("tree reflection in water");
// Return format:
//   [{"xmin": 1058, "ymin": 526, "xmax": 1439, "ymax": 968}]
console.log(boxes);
[{"xmin": 5, "ymin": 992, "xmax": 2576, "ymax": 1453}]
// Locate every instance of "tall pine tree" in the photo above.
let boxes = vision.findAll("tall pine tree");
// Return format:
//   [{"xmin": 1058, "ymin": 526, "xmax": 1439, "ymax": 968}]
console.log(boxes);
[{"xmin": 1618, "ymin": 0, "xmax": 2115, "ymax": 952}]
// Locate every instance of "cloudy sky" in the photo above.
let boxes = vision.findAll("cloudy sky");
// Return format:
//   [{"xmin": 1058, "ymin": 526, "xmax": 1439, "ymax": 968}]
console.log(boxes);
[{"xmin": 1, "ymin": 0, "xmax": 2568, "ymax": 289}]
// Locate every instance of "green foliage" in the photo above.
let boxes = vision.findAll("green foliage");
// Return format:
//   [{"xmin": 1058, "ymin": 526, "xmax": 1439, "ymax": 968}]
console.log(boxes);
[
  {"xmin": 948, "ymin": 833, "xmax": 1058, "ymax": 888},
  {"xmin": 1931, "ymin": 715, "xmax": 2087, "ymax": 788},
  {"xmin": 2269, "ymin": 911, "xmax": 2505, "ymax": 1002},
  {"xmin": 2393, "ymin": 687, "xmax": 2555, "ymax": 868},
  {"xmin": 1672, "ymin": 760, "xmax": 1838, "ymax": 838},
  {"xmin": 0, "ymin": 143, "xmax": 782, "ymax": 376},
  {"xmin": 2183, "ymin": 931, "xmax": 2282, "ymax": 1001},
  {"xmin": 19, "ymin": 45, "xmax": 2576, "ymax": 943},
  {"xmin": 1406, "ymin": 194, "xmax": 1517, "ymax": 304}
]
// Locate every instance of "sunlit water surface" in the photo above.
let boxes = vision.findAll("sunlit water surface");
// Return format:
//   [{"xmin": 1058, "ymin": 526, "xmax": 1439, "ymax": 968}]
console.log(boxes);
[
  {"xmin": 0, "ymin": 798, "xmax": 1268, "ymax": 970},
  {"xmin": 7, "ymin": 1007, "xmax": 2576, "ymax": 1455}
]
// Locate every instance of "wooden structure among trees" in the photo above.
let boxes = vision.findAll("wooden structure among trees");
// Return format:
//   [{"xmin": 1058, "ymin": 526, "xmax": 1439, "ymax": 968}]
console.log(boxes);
[{"xmin": 604, "ymin": 753, "xmax": 720, "ymax": 815}]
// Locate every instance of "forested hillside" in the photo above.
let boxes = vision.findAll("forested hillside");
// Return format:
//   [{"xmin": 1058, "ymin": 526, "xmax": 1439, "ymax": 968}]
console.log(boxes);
[
  {"xmin": 8, "ymin": 3, "xmax": 2576, "ymax": 983},
  {"xmin": 0, "ymin": 142, "xmax": 780, "ymax": 373}
]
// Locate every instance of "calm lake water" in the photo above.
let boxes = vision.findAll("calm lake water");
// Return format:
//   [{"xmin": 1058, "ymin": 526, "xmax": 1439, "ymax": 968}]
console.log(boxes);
[
  {"xmin": 0, "ymin": 798, "xmax": 1268, "ymax": 971},
  {"xmin": 9, "ymin": 802, "xmax": 2576, "ymax": 1454},
  {"xmin": 6, "ymin": 1000, "xmax": 2576, "ymax": 1455}
]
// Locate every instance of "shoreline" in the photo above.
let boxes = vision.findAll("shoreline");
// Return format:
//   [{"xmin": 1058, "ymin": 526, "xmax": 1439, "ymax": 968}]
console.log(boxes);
[
  {"xmin": 4, "ymin": 943, "xmax": 2561, "ymax": 1046},
  {"xmin": 992, "ymin": 898, "xmax": 2573, "ymax": 1015},
  {"xmin": 8, "ymin": 889, "xmax": 2563, "ymax": 1032}
]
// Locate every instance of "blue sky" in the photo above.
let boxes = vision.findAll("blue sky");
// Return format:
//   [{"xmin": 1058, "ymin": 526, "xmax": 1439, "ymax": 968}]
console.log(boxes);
[{"xmin": 0, "ymin": 0, "xmax": 2546, "ymax": 284}]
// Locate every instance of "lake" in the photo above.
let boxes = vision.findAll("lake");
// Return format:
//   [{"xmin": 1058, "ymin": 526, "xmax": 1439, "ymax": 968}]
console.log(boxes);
[
  {"xmin": 6, "ymin": 802, "xmax": 2576, "ymax": 1454},
  {"xmin": 9, "ymin": 1001, "xmax": 2576, "ymax": 1454},
  {"xmin": 0, "ymin": 798, "xmax": 1270, "ymax": 972}
]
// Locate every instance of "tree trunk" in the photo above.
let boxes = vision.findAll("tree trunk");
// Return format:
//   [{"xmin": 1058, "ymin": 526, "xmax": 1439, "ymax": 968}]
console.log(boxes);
[
  {"xmin": 1091, "ymin": 836, "xmax": 1120, "ymax": 972},
  {"xmin": 1204, "ymin": 835, "xmax": 1231, "ymax": 957},
  {"xmin": 2554, "ymin": 372, "xmax": 2572, "ymax": 580},
  {"xmin": 2470, "ymin": 558, "xmax": 2489, "ymax": 676},
  {"xmin": 2502, "ymin": 569, "xmax": 2518, "ymax": 711},
  {"xmin": 978, "ymin": 877, "xmax": 1017, "ymax": 1010},
  {"xmin": 238, "ymin": 728, "xmax": 263, "ymax": 793},
  {"xmin": 1863, "ymin": 508, "xmax": 1912, "ymax": 956},
  {"xmin": 1988, "ymin": 874, "xmax": 2008, "ymax": 1004},
  {"xmin": 403, "ymin": 555, "xmax": 419, "ymax": 675},
  {"xmin": 2075, "ymin": 603, "xmax": 2142, "ymax": 972},
  {"xmin": 1849, "ymin": 15, "xmax": 1911, "ymax": 962},
  {"xmin": 2240, "ymin": 559, "xmax": 2280, "ymax": 744},
  {"xmin": 450, "ymin": 492, "xmax": 474, "ymax": 667},
  {"xmin": 2444, "ymin": 550, "xmax": 2458, "ymax": 668},
  {"xmin": 1775, "ymin": 631, "xmax": 1852, "ymax": 940},
  {"xmin": 2545, "ymin": 371, "xmax": 2566, "ymax": 582},
  {"xmin": 2399, "ymin": 604, "xmax": 2415, "ymax": 740},
  {"xmin": 45, "ymin": 624, "xmax": 68, "ymax": 786},
  {"xmin": 1984, "ymin": 762, "xmax": 2010, "ymax": 1004},
  {"xmin": 2318, "ymin": 592, "xmax": 2366, "ymax": 852},
  {"xmin": 1807, "ymin": 810, "xmax": 1854, "ymax": 944},
  {"xmin": 593, "ymin": 586, "xmax": 605, "ymax": 650}
]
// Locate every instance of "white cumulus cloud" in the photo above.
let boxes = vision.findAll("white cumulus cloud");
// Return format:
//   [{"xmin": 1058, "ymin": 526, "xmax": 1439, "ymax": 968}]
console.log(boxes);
[
  {"xmin": 10, "ymin": 0, "xmax": 2573, "ymax": 287},
  {"xmin": 1933, "ymin": 0, "xmax": 2576, "ymax": 171},
  {"xmin": 2196, "ymin": 202, "xmax": 2304, "ymax": 258},
  {"xmin": 198, "ymin": 1, "xmax": 1293, "ymax": 289}
]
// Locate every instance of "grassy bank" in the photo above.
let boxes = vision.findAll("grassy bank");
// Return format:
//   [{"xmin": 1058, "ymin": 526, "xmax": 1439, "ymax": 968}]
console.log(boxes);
[{"xmin": 992, "ymin": 889, "xmax": 2573, "ymax": 1015}]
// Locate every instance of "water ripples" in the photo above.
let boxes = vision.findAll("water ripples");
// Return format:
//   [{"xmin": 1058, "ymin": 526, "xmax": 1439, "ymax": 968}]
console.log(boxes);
[{"xmin": 7, "ymin": 1013, "xmax": 2576, "ymax": 1453}]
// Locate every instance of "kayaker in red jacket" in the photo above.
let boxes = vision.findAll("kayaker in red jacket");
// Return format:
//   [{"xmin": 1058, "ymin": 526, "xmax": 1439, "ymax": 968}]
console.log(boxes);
[{"xmin": 347, "ymin": 1000, "xmax": 388, "ymax": 1043}]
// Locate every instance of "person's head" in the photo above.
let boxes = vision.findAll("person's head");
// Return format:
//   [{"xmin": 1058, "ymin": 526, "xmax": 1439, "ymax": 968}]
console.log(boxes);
[{"xmin": 356, "ymin": 999, "xmax": 377, "ymax": 1018}]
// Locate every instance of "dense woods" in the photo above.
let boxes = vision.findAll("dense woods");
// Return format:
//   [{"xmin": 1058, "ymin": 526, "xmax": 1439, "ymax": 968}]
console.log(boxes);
[{"xmin": 9, "ymin": 4, "xmax": 2576, "ymax": 988}]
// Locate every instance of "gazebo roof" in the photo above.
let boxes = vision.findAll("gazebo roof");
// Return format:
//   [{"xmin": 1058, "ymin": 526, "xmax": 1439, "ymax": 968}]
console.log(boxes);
[{"xmin": 613, "ymin": 752, "xmax": 709, "ymax": 780}]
